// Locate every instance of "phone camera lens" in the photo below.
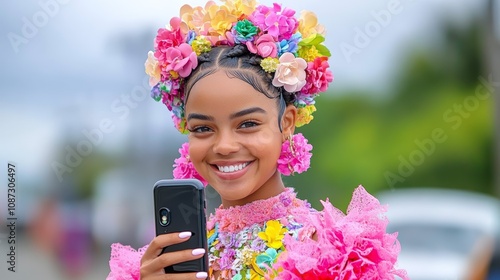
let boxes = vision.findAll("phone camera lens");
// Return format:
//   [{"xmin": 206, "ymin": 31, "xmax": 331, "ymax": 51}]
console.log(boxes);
[{"xmin": 159, "ymin": 208, "xmax": 170, "ymax": 226}]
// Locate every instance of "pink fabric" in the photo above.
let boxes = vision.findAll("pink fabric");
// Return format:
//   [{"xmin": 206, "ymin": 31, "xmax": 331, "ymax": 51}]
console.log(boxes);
[
  {"xmin": 271, "ymin": 186, "xmax": 409, "ymax": 280},
  {"xmin": 212, "ymin": 188, "xmax": 310, "ymax": 233},
  {"xmin": 106, "ymin": 243, "xmax": 148, "ymax": 280}
]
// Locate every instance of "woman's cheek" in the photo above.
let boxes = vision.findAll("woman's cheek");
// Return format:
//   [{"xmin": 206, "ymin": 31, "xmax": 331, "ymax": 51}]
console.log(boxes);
[
  {"xmin": 246, "ymin": 131, "xmax": 281, "ymax": 155},
  {"xmin": 188, "ymin": 139, "xmax": 205, "ymax": 163}
]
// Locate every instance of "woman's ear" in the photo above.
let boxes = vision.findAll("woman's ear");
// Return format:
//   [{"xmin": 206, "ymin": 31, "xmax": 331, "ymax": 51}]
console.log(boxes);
[{"xmin": 281, "ymin": 105, "xmax": 297, "ymax": 138}]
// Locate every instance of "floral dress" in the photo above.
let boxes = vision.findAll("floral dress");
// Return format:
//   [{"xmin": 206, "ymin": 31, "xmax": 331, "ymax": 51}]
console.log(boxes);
[{"xmin": 107, "ymin": 186, "xmax": 408, "ymax": 280}]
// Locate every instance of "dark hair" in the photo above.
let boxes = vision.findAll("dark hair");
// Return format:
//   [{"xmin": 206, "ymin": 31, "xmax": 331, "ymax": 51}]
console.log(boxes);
[{"xmin": 184, "ymin": 45, "xmax": 296, "ymax": 131}]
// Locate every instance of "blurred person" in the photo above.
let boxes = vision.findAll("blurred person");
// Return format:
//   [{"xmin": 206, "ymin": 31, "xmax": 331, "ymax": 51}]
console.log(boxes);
[
  {"xmin": 106, "ymin": 0, "xmax": 408, "ymax": 279},
  {"xmin": 28, "ymin": 189, "xmax": 92, "ymax": 279}
]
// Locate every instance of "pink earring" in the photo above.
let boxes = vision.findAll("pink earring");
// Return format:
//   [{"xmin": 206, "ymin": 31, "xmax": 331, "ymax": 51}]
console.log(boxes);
[
  {"xmin": 172, "ymin": 142, "xmax": 208, "ymax": 187},
  {"xmin": 277, "ymin": 133, "xmax": 313, "ymax": 176}
]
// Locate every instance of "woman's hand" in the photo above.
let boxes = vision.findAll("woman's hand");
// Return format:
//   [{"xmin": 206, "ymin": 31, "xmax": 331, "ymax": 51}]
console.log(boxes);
[{"xmin": 140, "ymin": 232, "xmax": 208, "ymax": 280}]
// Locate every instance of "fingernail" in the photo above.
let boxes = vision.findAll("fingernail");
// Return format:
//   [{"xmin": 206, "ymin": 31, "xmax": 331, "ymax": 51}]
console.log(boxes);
[
  {"xmin": 196, "ymin": 272, "xmax": 208, "ymax": 279},
  {"xmin": 192, "ymin": 248, "xmax": 205, "ymax": 256},
  {"xmin": 178, "ymin": 232, "xmax": 191, "ymax": 239}
]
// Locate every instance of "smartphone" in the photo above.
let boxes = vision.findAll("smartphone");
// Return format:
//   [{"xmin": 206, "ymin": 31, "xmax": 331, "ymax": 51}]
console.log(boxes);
[{"xmin": 153, "ymin": 179, "xmax": 208, "ymax": 273}]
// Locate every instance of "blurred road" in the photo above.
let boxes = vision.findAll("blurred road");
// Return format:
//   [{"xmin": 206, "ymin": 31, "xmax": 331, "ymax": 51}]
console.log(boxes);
[{"xmin": 1, "ymin": 232, "xmax": 111, "ymax": 280}]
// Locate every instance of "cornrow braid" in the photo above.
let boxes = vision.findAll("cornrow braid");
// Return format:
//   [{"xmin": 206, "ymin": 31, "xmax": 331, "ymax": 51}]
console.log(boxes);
[{"xmin": 184, "ymin": 45, "xmax": 295, "ymax": 131}]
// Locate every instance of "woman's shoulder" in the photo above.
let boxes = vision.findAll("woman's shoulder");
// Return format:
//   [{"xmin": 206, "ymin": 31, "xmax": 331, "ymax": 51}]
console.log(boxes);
[{"xmin": 106, "ymin": 243, "xmax": 148, "ymax": 280}]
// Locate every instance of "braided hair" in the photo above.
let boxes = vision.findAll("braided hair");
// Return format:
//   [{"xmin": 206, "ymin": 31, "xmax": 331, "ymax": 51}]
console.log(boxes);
[{"xmin": 184, "ymin": 45, "xmax": 296, "ymax": 131}]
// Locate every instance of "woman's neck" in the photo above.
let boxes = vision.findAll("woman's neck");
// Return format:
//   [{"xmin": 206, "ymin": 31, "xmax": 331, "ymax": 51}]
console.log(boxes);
[{"xmin": 220, "ymin": 170, "xmax": 285, "ymax": 208}]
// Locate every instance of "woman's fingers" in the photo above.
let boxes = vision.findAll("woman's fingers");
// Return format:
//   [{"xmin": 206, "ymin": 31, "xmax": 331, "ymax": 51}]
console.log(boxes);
[
  {"xmin": 142, "ymin": 247, "xmax": 206, "ymax": 275},
  {"xmin": 148, "ymin": 271, "xmax": 208, "ymax": 280},
  {"xmin": 140, "ymin": 232, "xmax": 207, "ymax": 279},
  {"xmin": 141, "ymin": 232, "xmax": 192, "ymax": 262}
]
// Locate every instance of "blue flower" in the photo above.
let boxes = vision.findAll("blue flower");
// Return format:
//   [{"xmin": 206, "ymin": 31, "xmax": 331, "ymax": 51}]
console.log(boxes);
[
  {"xmin": 208, "ymin": 223, "xmax": 219, "ymax": 245},
  {"xmin": 256, "ymin": 248, "xmax": 278, "ymax": 269},
  {"xmin": 294, "ymin": 93, "xmax": 316, "ymax": 108},
  {"xmin": 277, "ymin": 33, "xmax": 302, "ymax": 56},
  {"xmin": 186, "ymin": 30, "xmax": 196, "ymax": 45}
]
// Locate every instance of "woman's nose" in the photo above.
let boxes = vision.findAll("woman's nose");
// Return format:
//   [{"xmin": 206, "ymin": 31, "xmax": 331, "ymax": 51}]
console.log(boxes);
[{"xmin": 212, "ymin": 131, "xmax": 240, "ymax": 155}]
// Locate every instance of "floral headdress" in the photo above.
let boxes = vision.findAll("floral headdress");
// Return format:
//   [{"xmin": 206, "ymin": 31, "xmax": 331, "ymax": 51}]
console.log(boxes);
[{"xmin": 145, "ymin": 0, "xmax": 333, "ymax": 134}]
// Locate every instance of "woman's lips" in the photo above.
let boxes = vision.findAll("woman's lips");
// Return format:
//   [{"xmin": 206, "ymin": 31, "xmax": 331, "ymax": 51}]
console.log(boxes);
[{"xmin": 210, "ymin": 161, "xmax": 253, "ymax": 180}]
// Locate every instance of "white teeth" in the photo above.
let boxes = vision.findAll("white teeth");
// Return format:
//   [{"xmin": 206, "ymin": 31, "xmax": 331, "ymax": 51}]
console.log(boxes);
[{"xmin": 217, "ymin": 162, "xmax": 248, "ymax": 173}]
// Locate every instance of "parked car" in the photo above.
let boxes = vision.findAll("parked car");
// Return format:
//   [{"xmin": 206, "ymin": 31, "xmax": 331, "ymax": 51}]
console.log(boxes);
[{"xmin": 377, "ymin": 187, "xmax": 500, "ymax": 280}]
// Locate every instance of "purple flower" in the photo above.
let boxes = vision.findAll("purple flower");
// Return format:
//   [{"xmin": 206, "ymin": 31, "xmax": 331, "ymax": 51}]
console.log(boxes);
[{"xmin": 150, "ymin": 83, "xmax": 162, "ymax": 101}]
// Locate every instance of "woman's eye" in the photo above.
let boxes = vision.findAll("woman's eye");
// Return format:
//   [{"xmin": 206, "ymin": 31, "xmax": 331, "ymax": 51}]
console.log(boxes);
[
  {"xmin": 240, "ymin": 121, "xmax": 258, "ymax": 129},
  {"xmin": 190, "ymin": 126, "xmax": 212, "ymax": 133}
]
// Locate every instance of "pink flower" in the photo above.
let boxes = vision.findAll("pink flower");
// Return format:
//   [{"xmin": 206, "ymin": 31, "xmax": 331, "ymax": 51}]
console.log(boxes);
[
  {"xmin": 159, "ymin": 80, "xmax": 183, "ymax": 111},
  {"xmin": 154, "ymin": 17, "xmax": 186, "ymax": 65},
  {"xmin": 246, "ymin": 34, "xmax": 278, "ymax": 58},
  {"xmin": 300, "ymin": 56, "xmax": 333, "ymax": 96},
  {"xmin": 270, "ymin": 186, "xmax": 409, "ymax": 280},
  {"xmin": 277, "ymin": 133, "xmax": 312, "ymax": 176},
  {"xmin": 249, "ymin": 3, "xmax": 298, "ymax": 41},
  {"xmin": 173, "ymin": 142, "xmax": 208, "ymax": 186},
  {"xmin": 163, "ymin": 43, "xmax": 198, "ymax": 78},
  {"xmin": 272, "ymin": 53, "xmax": 307, "ymax": 93}
]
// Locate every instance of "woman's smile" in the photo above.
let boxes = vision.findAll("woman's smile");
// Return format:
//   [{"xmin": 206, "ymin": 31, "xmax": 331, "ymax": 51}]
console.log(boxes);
[{"xmin": 210, "ymin": 160, "xmax": 254, "ymax": 180}]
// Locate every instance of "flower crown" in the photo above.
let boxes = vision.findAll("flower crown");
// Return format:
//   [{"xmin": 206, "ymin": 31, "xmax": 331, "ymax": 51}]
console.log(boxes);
[{"xmin": 145, "ymin": 0, "xmax": 333, "ymax": 134}]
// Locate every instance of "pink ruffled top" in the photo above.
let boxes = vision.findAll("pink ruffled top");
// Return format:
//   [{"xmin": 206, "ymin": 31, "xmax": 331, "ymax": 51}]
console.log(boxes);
[
  {"xmin": 208, "ymin": 188, "xmax": 310, "ymax": 233},
  {"xmin": 106, "ymin": 186, "xmax": 408, "ymax": 280}
]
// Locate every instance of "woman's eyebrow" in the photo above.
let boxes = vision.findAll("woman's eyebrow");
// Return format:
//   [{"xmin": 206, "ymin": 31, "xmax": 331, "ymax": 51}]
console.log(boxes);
[
  {"xmin": 230, "ymin": 107, "xmax": 266, "ymax": 119},
  {"xmin": 187, "ymin": 113, "xmax": 214, "ymax": 121}
]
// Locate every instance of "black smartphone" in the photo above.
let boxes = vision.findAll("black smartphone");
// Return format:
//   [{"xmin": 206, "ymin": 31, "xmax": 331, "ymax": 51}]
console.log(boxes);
[{"xmin": 153, "ymin": 179, "xmax": 208, "ymax": 273}]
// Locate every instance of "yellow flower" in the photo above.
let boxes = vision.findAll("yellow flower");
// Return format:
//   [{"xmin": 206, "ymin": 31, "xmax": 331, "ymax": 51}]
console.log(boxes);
[
  {"xmin": 298, "ymin": 34, "xmax": 331, "ymax": 62},
  {"xmin": 296, "ymin": 105, "xmax": 316, "ymax": 127},
  {"xmin": 144, "ymin": 51, "xmax": 161, "ymax": 86},
  {"xmin": 257, "ymin": 220, "xmax": 287, "ymax": 249},
  {"xmin": 206, "ymin": 4, "xmax": 238, "ymax": 36},
  {"xmin": 250, "ymin": 268, "xmax": 263, "ymax": 280},
  {"xmin": 169, "ymin": 70, "xmax": 179, "ymax": 80},
  {"xmin": 221, "ymin": 0, "xmax": 257, "ymax": 18},
  {"xmin": 260, "ymin": 57, "xmax": 279, "ymax": 73},
  {"xmin": 207, "ymin": 227, "xmax": 215, "ymax": 239},
  {"xmin": 298, "ymin": 10, "xmax": 326, "ymax": 38},
  {"xmin": 251, "ymin": 257, "xmax": 266, "ymax": 277},
  {"xmin": 240, "ymin": 248, "xmax": 257, "ymax": 266},
  {"xmin": 298, "ymin": 45, "xmax": 320, "ymax": 62},
  {"xmin": 192, "ymin": 36, "xmax": 212, "ymax": 55}
]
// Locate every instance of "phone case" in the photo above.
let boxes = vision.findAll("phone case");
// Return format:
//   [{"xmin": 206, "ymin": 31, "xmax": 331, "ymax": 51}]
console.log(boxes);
[{"xmin": 153, "ymin": 179, "xmax": 208, "ymax": 273}]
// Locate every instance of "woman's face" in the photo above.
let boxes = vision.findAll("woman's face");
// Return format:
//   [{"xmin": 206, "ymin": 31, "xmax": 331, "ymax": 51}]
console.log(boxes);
[{"xmin": 185, "ymin": 71, "xmax": 295, "ymax": 206}]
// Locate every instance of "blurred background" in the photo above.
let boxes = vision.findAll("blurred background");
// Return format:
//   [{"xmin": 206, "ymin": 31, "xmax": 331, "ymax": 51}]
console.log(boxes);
[{"xmin": 0, "ymin": 0, "xmax": 498, "ymax": 279}]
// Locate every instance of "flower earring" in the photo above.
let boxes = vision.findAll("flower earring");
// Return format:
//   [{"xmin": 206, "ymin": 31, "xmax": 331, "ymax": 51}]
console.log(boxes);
[
  {"xmin": 277, "ymin": 133, "xmax": 313, "ymax": 176},
  {"xmin": 172, "ymin": 142, "xmax": 208, "ymax": 186}
]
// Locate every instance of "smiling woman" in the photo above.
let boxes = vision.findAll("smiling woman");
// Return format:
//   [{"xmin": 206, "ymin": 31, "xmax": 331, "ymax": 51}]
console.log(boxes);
[{"xmin": 106, "ymin": 0, "xmax": 408, "ymax": 279}]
